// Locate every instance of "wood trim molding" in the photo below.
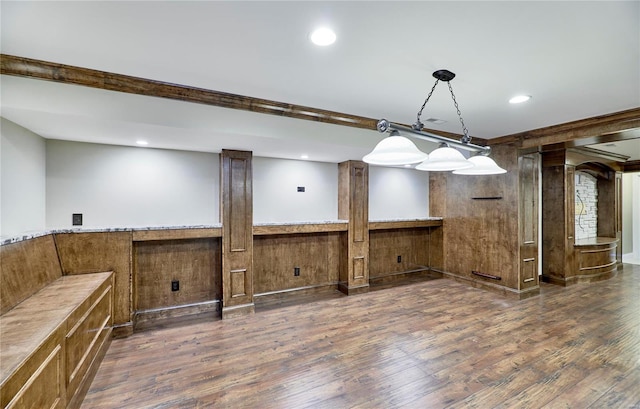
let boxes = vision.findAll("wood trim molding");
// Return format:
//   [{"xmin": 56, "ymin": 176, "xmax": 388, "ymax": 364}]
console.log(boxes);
[
  {"xmin": 488, "ymin": 108, "xmax": 640, "ymax": 148},
  {"xmin": 252, "ymin": 223, "xmax": 348, "ymax": 236},
  {"xmin": 131, "ymin": 228, "xmax": 222, "ymax": 241},
  {"xmin": 368, "ymin": 219, "xmax": 443, "ymax": 230},
  {"xmin": 623, "ymin": 160, "xmax": 640, "ymax": 172}
]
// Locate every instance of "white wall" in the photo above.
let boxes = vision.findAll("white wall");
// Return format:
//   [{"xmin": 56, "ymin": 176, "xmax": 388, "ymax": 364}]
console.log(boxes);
[
  {"xmin": 253, "ymin": 157, "xmax": 338, "ymax": 223},
  {"xmin": 622, "ymin": 172, "xmax": 640, "ymax": 260},
  {"xmin": 0, "ymin": 118, "xmax": 47, "ymax": 238},
  {"xmin": 622, "ymin": 172, "xmax": 633, "ymax": 254},
  {"xmin": 369, "ymin": 165, "xmax": 429, "ymax": 220},
  {"xmin": 46, "ymin": 140, "xmax": 219, "ymax": 229}
]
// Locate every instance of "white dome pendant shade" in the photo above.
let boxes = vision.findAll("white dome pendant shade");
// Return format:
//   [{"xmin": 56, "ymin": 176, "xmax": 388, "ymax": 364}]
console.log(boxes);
[
  {"xmin": 363, "ymin": 133, "xmax": 429, "ymax": 166},
  {"xmin": 415, "ymin": 146, "xmax": 474, "ymax": 171},
  {"xmin": 453, "ymin": 155, "xmax": 507, "ymax": 175}
]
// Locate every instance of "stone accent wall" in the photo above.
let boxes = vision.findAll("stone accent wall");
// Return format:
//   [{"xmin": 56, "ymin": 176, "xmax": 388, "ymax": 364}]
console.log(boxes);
[{"xmin": 575, "ymin": 171, "xmax": 598, "ymax": 240}]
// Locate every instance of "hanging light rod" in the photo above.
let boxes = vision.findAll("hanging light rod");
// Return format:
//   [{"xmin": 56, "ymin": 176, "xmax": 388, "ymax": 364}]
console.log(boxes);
[
  {"xmin": 376, "ymin": 120, "xmax": 491, "ymax": 155},
  {"xmin": 366, "ymin": 68, "xmax": 506, "ymax": 174}
]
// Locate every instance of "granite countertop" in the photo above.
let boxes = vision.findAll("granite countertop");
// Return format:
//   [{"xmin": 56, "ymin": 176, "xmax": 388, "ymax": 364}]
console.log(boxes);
[
  {"xmin": 368, "ymin": 217, "xmax": 443, "ymax": 222},
  {"xmin": 253, "ymin": 220, "xmax": 348, "ymax": 226},
  {"xmin": 1, "ymin": 224, "xmax": 223, "ymax": 245},
  {"xmin": 2, "ymin": 218, "xmax": 443, "ymax": 245}
]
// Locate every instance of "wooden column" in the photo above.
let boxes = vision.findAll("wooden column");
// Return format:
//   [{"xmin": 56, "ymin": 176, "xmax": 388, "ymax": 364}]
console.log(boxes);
[
  {"xmin": 220, "ymin": 150, "xmax": 254, "ymax": 318},
  {"xmin": 518, "ymin": 153, "xmax": 540, "ymax": 291},
  {"xmin": 541, "ymin": 151, "xmax": 575, "ymax": 285},
  {"xmin": 338, "ymin": 160, "xmax": 369, "ymax": 295}
]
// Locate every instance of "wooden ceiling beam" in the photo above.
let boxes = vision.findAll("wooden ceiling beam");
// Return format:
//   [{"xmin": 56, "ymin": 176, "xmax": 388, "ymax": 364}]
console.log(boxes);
[
  {"xmin": 3, "ymin": 54, "xmax": 636, "ymax": 150},
  {"xmin": 488, "ymin": 108, "xmax": 640, "ymax": 149},
  {"xmin": 1, "ymin": 54, "xmax": 378, "ymax": 131},
  {"xmin": 0, "ymin": 53, "xmax": 471, "ymax": 142}
]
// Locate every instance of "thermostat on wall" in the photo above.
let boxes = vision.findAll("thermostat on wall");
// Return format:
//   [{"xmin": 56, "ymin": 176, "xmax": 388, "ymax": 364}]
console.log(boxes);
[{"xmin": 72, "ymin": 213, "xmax": 83, "ymax": 226}]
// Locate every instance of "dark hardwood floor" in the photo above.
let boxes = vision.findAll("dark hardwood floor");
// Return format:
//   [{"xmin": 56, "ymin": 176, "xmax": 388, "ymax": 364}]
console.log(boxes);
[{"xmin": 83, "ymin": 264, "xmax": 640, "ymax": 408}]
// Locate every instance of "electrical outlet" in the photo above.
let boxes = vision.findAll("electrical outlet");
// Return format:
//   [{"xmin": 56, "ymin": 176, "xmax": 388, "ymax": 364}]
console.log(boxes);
[
  {"xmin": 397, "ymin": 255, "xmax": 402, "ymax": 263},
  {"xmin": 294, "ymin": 267, "xmax": 300, "ymax": 276},
  {"xmin": 72, "ymin": 213, "xmax": 83, "ymax": 226},
  {"xmin": 171, "ymin": 280, "xmax": 179, "ymax": 291},
  {"xmin": 297, "ymin": 186, "xmax": 305, "ymax": 192}
]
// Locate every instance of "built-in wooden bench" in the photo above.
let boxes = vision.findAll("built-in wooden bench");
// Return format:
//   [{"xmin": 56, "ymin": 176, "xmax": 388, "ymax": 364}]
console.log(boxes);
[{"xmin": 0, "ymin": 235, "xmax": 114, "ymax": 409}]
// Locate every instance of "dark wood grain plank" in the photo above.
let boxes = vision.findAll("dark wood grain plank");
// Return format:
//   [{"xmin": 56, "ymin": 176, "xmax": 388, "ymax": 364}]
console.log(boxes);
[{"xmin": 83, "ymin": 264, "xmax": 640, "ymax": 408}]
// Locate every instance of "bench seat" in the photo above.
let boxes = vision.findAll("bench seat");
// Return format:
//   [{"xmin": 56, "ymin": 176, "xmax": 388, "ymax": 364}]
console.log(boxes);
[{"xmin": 1, "ymin": 271, "xmax": 114, "ymax": 409}]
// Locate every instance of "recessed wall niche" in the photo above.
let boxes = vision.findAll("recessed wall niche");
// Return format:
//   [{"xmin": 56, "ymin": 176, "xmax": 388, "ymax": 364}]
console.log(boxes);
[{"xmin": 575, "ymin": 171, "xmax": 598, "ymax": 240}]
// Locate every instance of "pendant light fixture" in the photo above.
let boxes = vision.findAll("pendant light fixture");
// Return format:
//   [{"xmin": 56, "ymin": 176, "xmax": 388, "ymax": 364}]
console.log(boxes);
[
  {"xmin": 453, "ymin": 154, "xmax": 507, "ymax": 175},
  {"xmin": 415, "ymin": 144, "xmax": 473, "ymax": 171},
  {"xmin": 363, "ymin": 130, "xmax": 428, "ymax": 166},
  {"xmin": 364, "ymin": 69, "xmax": 507, "ymax": 175}
]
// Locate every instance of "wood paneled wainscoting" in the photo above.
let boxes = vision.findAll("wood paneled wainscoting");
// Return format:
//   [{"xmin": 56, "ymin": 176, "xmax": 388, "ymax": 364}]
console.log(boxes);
[
  {"xmin": 133, "ymin": 236, "xmax": 222, "ymax": 331},
  {"xmin": 253, "ymin": 223, "xmax": 345, "ymax": 309},
  {"xmin": 429, "ymin": 145, "xmax": 541, "ymax": 299},
  {"xmin": 369, "ymin": 219, "xmax": 444, "ymax": 286}
]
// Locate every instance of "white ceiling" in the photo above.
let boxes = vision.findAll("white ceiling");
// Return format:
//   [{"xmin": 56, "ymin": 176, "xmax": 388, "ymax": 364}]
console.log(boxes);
[{"xmin": 1, "ymin": 1, "xmax": 639, "ymax": 163}]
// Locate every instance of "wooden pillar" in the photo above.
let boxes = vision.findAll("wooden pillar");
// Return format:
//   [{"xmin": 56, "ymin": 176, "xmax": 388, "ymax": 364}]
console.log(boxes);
[
  {"xmin": 338, "ymin": 160, "xmax": 369, "ymax": 295},
  {"xmin": 518, "ymin": 152, "xmax": 540, "ymax": 291},
  {"xmin": 541, "ymin": 151, "xmax": 575, "ymax": 285},
  {"xmin": 220, "ymin": 150, "xmax": 254, "ymax": 318}
]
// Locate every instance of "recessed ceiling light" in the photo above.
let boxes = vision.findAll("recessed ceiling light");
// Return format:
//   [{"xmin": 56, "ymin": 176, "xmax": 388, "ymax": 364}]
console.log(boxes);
[
  {"xmin": 136, "ymin": 140, "xmax": 149, "ymax": 146},
  {"xmin": 310, "ymin": 27, "xmax": 336, "ymax": 46},
  {"xmin": 300, "ymin": 154, "xmax": 309, "ymax": 159},
  {"xmin": 509, "ymin": 95, "xmax": 532, "ymax": 104}
]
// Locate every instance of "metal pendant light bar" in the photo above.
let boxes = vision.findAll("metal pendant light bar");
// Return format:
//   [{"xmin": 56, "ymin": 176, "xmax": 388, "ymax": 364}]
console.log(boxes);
[{"xmin": 376, "ymin": 119, "xmax": 491, "ymax": 155}]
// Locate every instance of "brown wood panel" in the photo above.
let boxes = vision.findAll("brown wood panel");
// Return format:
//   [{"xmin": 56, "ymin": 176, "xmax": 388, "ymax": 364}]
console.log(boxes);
[
  {"xmin": 84, "ymin": 264, "xmax": 640, "ymax": 408},
  {"xmin": 432, "ymin": 144, "xmax": 521, "ymax": 291},
  {"xmin": 253, "ymin": 233, "xmax": 340, "ymax": 294},
  {"xmin": 338, "ymin": 161, "xmax": 369, "ymax": 294},
  {"xmin": 54, "ymin": 232, "xmax": 132, "ymax": 330},
  {"xmin": 429, "ymin": 226, "xmax": 444, "ymax": 273},
  {"xmin": 0, "ymin": 328, "xmax": 65, "ymax": 409},
  {"xmin": 368, "ymin": 219, "xmax": 442, "ymax": 230},
  {"xmin": 368, "ymin": 228, "xmax": 430, "ymax": 279},
  {"xmin": 596, "ymin": 168, "xmax": 617, "ymax": 238},
  {"xmin": 577, "ymin": 243, "xmax": 617, "ymax": 271},
  {"xmin": 542, "ymin": 152, "xmax": 571, "ymax": 284},
  {"xmin": 134, "ymin": 239, "xmax": 221, "ymax": 311},
  {"xmin": 0, "ymin": 272, "xmax": 113, "ymax": 408},
  {"xmin": 220, "ymin": 150, "xmax": 254, "ymax": 317},
  {"xmin": 519, "ymin": 153, "xmax": 539, "ymax": 290},
  {"xmin": 132, "ymin": 228, "xmax": 222, "ymax": 241},
  {"xmin": 488, "ymin": 107, "xmax": 640, "ymax": 148},
  {"xmin": 0, "ymin": 235, "xmax": 62, "ymax": 314},
  {"xmin": 252, "ymin": 222, "xmax": 348, "ymax": 235},
  {"xmin": 65, "ymin": 282, "xmax": 112, "ymax": 404},
  {"xmin": 352, "ymin": 165, "xmax": 367, "ymax": 243}
]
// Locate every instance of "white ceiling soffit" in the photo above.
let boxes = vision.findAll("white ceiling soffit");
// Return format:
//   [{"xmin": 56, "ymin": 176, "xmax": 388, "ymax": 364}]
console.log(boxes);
[
  {"xmin": 1, "ymin": 1, "xmax": 639, "ymax": 162},
  {"xmin": 587, "ymin": 140, "xmax": 640, "ymax": 162}
]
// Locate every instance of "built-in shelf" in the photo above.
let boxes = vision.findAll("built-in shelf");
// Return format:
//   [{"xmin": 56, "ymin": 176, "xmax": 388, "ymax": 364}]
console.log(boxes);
[
  {"xmin": 368, "ymin": 218, "xmax": 443, "ymax": 230},
  {"xmin": 574, "ymin": 237, "xmax": 619, "ymax": 247},
  {"xmin": 132, "ymin": 227, "xmax": 222, "ymax": 241},
  {"xmin": 253, "ymin": 221, "xmax": 348, "ymax": 235}
]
